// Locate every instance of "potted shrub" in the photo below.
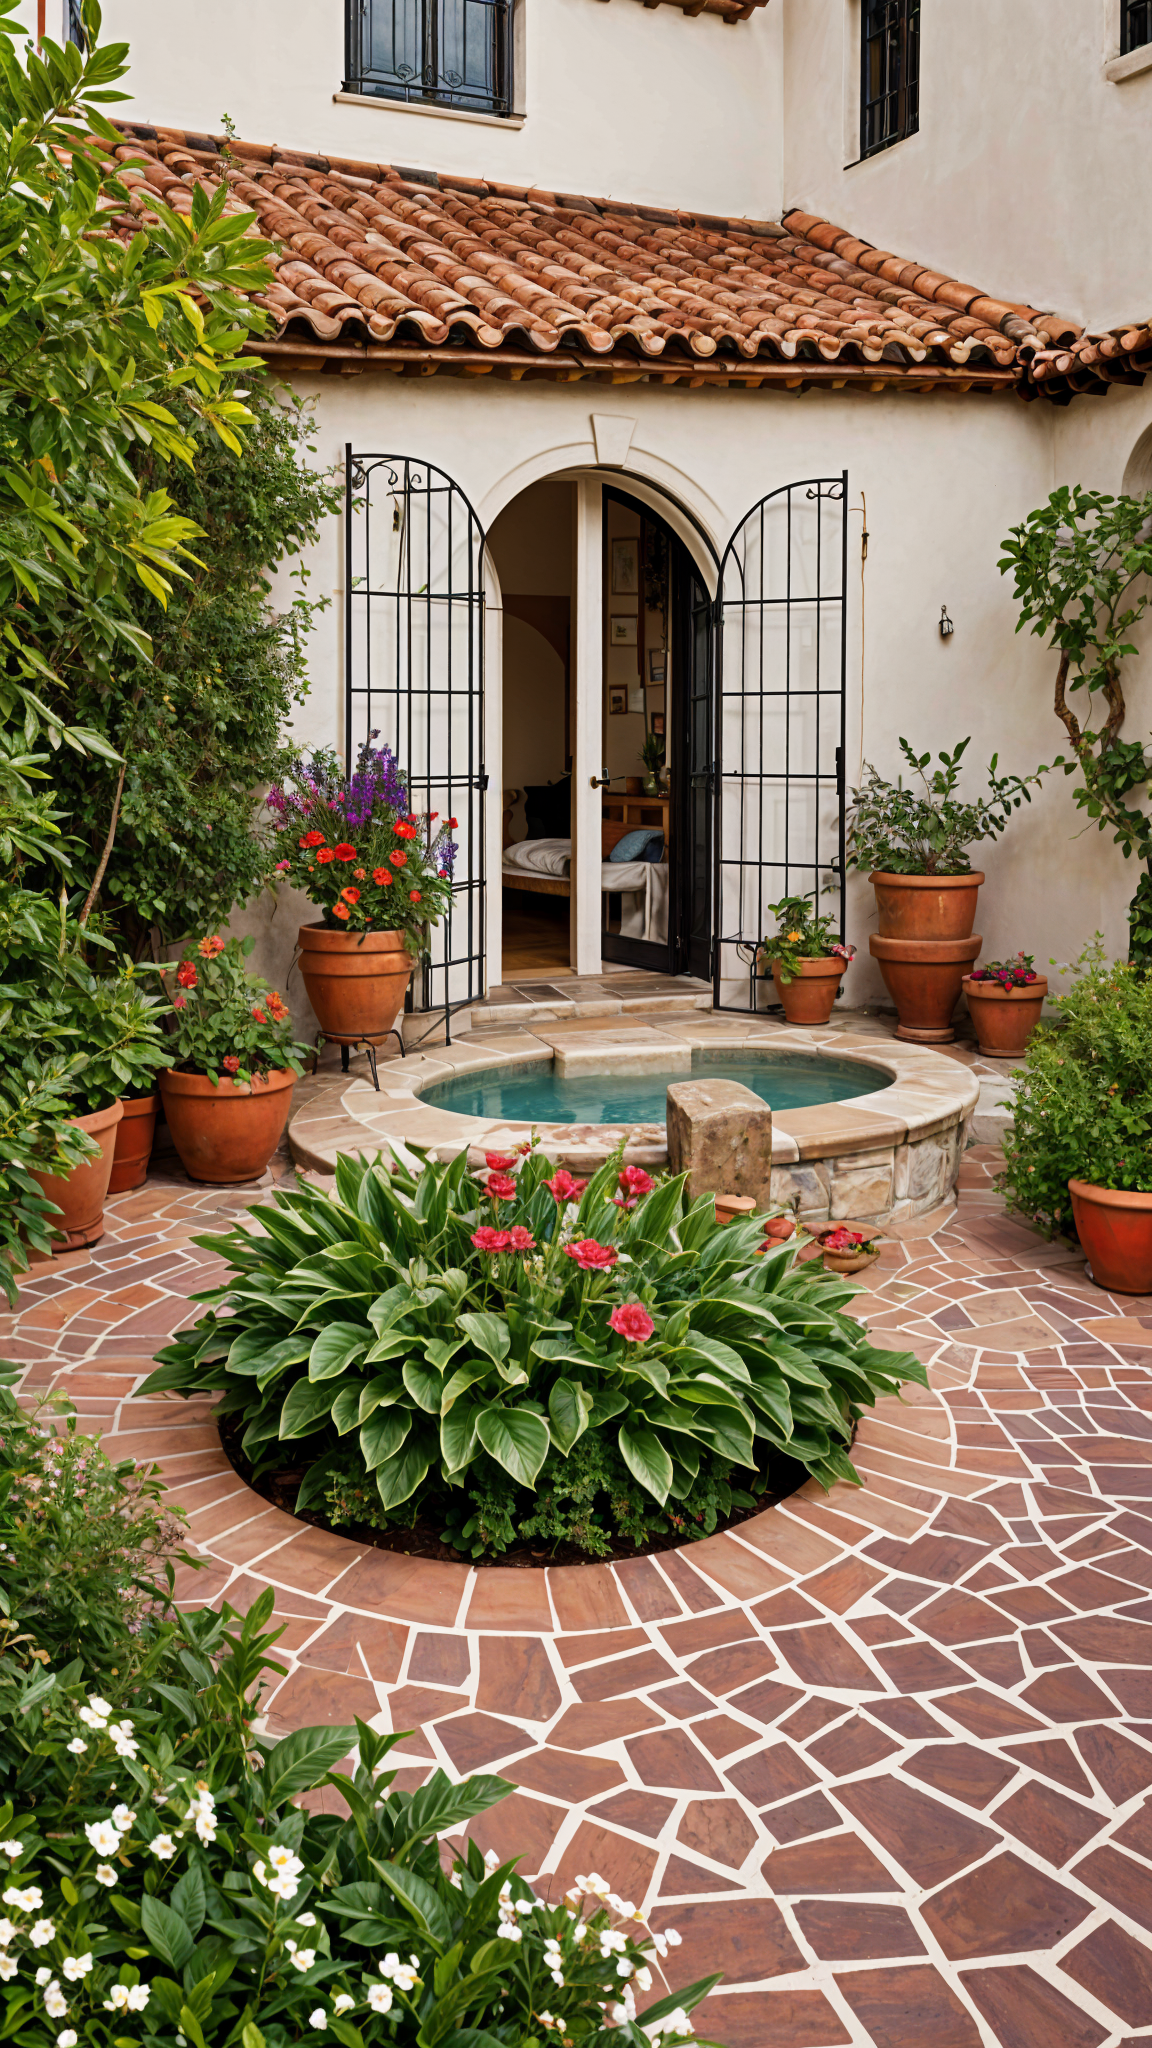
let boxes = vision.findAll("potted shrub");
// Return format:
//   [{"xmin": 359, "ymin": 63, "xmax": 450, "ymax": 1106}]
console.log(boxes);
[
  {"xmin": 962, "ymin": 951, "xmax": 1048, "ymax": 1058},
  {"xmin": 157, "ymin": 935, "xmax": 309, "ymax": 1183},
  {"xmin": 758, "ymin": 892, "xmax": 856, "ymax": 1024},
  {"xmin": 1000, "ymin": 946, "xmax": 1152, "ymax": 1292},
  {"xmin": 269, "ymin": 740, "xmax": 457, "ymax": 1046},
  {"xmin": 846, "ymin": 737, "xmax": 1042, "ymax": 1041},
  {"xmin": 640, "ymin": 730, "xmax": 665, "ymax": 796}
]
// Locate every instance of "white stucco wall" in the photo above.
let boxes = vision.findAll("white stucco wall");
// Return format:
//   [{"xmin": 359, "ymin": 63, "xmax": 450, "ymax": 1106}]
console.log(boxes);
[
  {"xmin": 248, "ymin": 366, "xmax": 1152, "ymax": 1010},
  {"xmin": 783, "ymin": 0, "xmax": 1152, "ymax": 330},
  {"xmin": 98, "ymin": 0, "xmax": 783, "ymax": 221}
]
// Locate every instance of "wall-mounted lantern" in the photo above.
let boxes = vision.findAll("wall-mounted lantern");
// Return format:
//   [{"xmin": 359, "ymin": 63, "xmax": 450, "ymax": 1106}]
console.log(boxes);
[{"xmin": 939, "ymin": 605, "xmax": 954, "ymax": 639}]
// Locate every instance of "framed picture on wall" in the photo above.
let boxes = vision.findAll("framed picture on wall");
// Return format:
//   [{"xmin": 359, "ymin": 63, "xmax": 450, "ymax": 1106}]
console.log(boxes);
[
  {"xmin": 648, "ymin": 650, "xmax": 666, "ymax": 683},
  {"xmin": 627, "ymin": 684, "xmax": 644, "ymax": 714},
  {"xmin": 651, "ymin": 711, "xmax": 665, "ymax": 736},
  {"xmin": 611, "ymin": 539, "xmax": 639, "ymax": 595},
  {"xmin": 608, "ymin": 685, "xmax": 628, "ymax": 715},
  {"xmin": 610, "ymin": 615, "xmax": 637, "ymax": 646}
]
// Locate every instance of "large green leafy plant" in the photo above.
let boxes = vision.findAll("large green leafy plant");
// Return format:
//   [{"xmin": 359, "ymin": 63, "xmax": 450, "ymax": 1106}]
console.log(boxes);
[
  {"xmin": 999, "ymin": 484, "xmax": 1152, "ymax": 963},
  {"xmin": 1000, "ymin": 943, "xmax": 1152, "ymax": 1235},
  {"xmin": 144, "ymin": 1146, "xmax": 923, "ymax": 1557},
  {"xmin": 846, "ymin": 738, "xmax": 1040, "ymax": 876}
]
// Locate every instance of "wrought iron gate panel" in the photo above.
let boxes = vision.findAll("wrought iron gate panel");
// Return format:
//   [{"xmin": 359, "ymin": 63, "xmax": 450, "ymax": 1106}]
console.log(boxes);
[
  {"xmin": 713, "ymin": 472, "xmax": 847, "ymax": 1011},
  {"xmin": 345, "ymin": 449, "xmax": 486, "ymax": 1028}
]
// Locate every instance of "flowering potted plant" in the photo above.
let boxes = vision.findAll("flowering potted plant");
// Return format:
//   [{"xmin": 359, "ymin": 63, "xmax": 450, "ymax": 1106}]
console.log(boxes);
[
  {"xmin": 156, "ymin": 935, "xmax": 310, "ymax": 1184},
  {"xmin": 817, "ymin": 1224, "xmax": 882, "ymax": 1277},
  {"xmin": 268, "ymin": 740, "xmax": 457, "ymax": 1045},
  {"xmin": 757, "ymin": 893, "xmax": 855, "ymax": 1024},
  {"xmin": 962, "ymin": 951, "xmax": 1048, "ymax": 1058}
]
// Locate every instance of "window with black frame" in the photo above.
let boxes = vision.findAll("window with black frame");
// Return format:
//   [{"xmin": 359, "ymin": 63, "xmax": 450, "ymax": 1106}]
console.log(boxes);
[
  {"xmin": 344, "ymin": 0, "xmax": 514, "ymax": 115},
  {"xmin": 65, "ymin": 0, "xmax": 84, "ymax": 47},
  {"xmin": 860, "ymin": 0, "xmax": 920, "ymax": 159},
  {"xmin": 1122, "ymin": 0, "xmax": 1152, "ymax": 51}
]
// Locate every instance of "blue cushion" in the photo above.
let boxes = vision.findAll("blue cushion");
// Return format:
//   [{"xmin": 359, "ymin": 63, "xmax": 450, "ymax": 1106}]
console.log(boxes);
[{"xmin": 609, "ymin": 828, "xmax": 664, "ymax": 863}]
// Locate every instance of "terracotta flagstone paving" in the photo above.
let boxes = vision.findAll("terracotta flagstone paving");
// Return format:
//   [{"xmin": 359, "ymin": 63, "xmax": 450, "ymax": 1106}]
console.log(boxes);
[{"xmin": 8, "ymin": 1131, "xmax": 1152, "ymax": 2047}]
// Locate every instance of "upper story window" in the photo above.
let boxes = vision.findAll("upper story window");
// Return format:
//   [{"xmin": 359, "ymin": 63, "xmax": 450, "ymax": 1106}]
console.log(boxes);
[
  {"xmin": 860, "ymin": 0, "xmax": 920, "ymax": 159},
  {"xmin": 344, "ymin": 0, "xmax": 514, "ymax": 116},
  {"xmin": 1122, "ymin": 0, "xmax": 1152, "ymax": 50}
]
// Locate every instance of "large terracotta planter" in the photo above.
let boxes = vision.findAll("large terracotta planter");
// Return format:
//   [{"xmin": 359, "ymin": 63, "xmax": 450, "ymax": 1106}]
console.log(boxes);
[
  {"xmin": 870, "ymin": 934, "xmax": 982, "ymax": 1042},
  {"xmin": 962, "ymin": 977, "xmax": 1048, "ymax": 1058},
  {"xmin": 297, "ymin": 924, "xmax": 414, "ymax": 1044},
  {"xmin": 871, "ymin": 871, "xmax": 984, "ymax": 942},
  {"xmin": 159, "ymin": 1068, "xmax": 296, "ymax": 1184},
  {"xmin": 108, "ymin": 1093, "xmax": 160, "ymax": 1194},
  {"xmin": 29, "ymin": 1099, "xmax": 123, "ymax": 1250},
  {"xmin": 771, "ymin": 957, "xmax": 847, "ymax": 1025},
  {"xmin": 1068, "ymin": 1178, "xmax": 1152, "ymax": 1295}
]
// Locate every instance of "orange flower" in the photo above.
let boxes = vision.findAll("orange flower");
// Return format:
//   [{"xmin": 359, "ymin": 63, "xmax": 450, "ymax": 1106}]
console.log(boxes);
[
  {"xmin": 197, "ymin": 935, "xmax": 225, "ymax": 958},
  {"xmin": 372, "ymin": 867, "xmax": 392, "ymax": 885},
  {"xmin": 389, "ymin": 850, "xmax": 407, "ymax": 868},
  {"xmin": 353, "ymin": 867, "xmax": 366, "ymax": 879},
  {"xmin": 409, "ymin": 889, "xmax": 422, "ymax": 902},
  {"xmin": 252, "ymin": 1007, "xmax": 267, "ymax": 1024},
  {"xmin": 267, "ymin": 992, "xmax": 289, "ymax": 1021},
  {"xmin": 340, "ymin": 886, "xmax": 360, "ymax": 904},
  {"xmin": 316, "ymin": 847, "xmax": 336, "ymax": 865},
  {"xmin": 332, "ymin": 902, "xmax": 351, "ymax": 920}
]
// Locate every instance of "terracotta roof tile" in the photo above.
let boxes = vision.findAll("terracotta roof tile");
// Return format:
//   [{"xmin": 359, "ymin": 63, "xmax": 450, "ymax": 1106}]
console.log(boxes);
[{"xmin": 94, "ymin": 127, "xmax": 1146, "ymax": 398}]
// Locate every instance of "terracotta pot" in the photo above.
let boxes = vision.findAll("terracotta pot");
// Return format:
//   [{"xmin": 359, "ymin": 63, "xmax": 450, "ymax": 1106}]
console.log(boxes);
[
  {"xmin": 772, "ymin": 957, "xmax": 847, "ymax": 1025},
  {"xmin": 869, "ymin": 934, "xmax": 982, "ymax": 1042},
  {"xmin": 822, "ymin": 1245, "xmax": 881, "ymax": 1278},
  {"xmin": 871, "ymin": 871, "xmax": 984, "ymax": 941},
  {"xmin": 297, "ymin": 924, "xmax": 414, "ymax": 1045},
  {"xmin": 714, "ymin": 1193, "xmax": 757, "ymax": 1227},
  {"xmin": 108, "ymin": 1093, "xmax": 160, "ymax": 1194},
  {"xmin": 1068, "ymin": 1178, "xmax": 1152, "ymax": 1295},
  {"xmin": 962, "ymin": 976, "xmax": 1048, "ymax": 1058},
  {"xmin": 29, "ymin": 1099, "xmax": 123, "ymax": 1250},
  {"xmin": 159, "ymin": 1068, "xmax": 296, "ymax": 1184}
]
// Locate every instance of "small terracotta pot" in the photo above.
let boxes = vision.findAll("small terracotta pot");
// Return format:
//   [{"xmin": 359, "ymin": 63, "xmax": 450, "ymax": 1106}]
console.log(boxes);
[
  {"xmin": 822, "ymin": 1244, "xmax": 881, "ymax": 1278},
  {"xmin": 871, "ymin": 871, "xmax": 984, "ymax": 942},
  {"xmin": 962, "ymin": 976, "xmax": 1048, "ymax": 1058},
  {"xmin": 772, "ymin": 957, "xmax": 847, "ymax": 1025},
  {"xmin": 1068, "ymin": 1179, "xmax": 1152, "ymax": 1295},
  {"xmin": 108, "ymin": 1093, "xmax": 160, "ymax": 1194},
  {"xmin": 297, "ymin": 924, "xmax": 415, "ymax": 1045},
  {"xmin": 714, "ymin": 1193, "xmax": 757, "ymax": 1227},
  {"xmin": 870, "ymin": 934, "xmax": 982, "ymax": 1042},
  {"xmin": 159, "ymin": 1068, "xmax": 296, "ymax": 1184},
  {"xmin": 29, "ymin": 1099, "xmax": 123, "ymax": 1250}
]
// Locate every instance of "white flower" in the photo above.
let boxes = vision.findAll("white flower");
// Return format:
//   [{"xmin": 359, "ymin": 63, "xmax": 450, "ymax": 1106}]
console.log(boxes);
[
  {"xmin": 599, "ymin": 1930, "xmax": 627, "ymax": 1956},
  {"xmin": 0, "ymin": 1844, "xmax": 22, "ymax": 1859},
  {"xmin": 665, "ymin": 1929, "xmax": 682, "ymax": 1948},
  {"xmin": 150, "ymin": 1836, "xmax": 178, "ymax": 1861},
  {"xmin": 126, "ymin": 1986, "xmax": 150, "ymax": 2012},
  {"xmin": 297, "ymin": 1913, "xmax": 317, "ymax": 1928},
  {"xmin": 110, "ymin": 1806, "xmax": 135, "ymax": 1834},
  {"xmin": 636, "ymin": 1966, "xmax": 653, "ymax": 1991},
  {"xmin": 87, "ymin": 1695, "xmax": 113, "ymax": 1719},
  {"xmin": 267, "ymin": 1846, "xmax": 304, "ymax": 1877},
  {"xmin": 104, "ymin": 1987, "xmax": 129, "ymax": 2012},
  {"xmin": 36, "ymin": 1968, "xmax": 52, "ymax": 1987},
  {"xmin": 30, "ymin": 1921, "xmax": 56, "ymax": 1949},
  {"xmin": 77, "ymin": 1707, "xmax": 107, "ymax": 1732},
  {"xmin": 44, "ymin": 1983, "xmax": 68, "ymax": 2017},
  {"xmin": 0, "ymin": 1921, "xmax": 14, "ymax": 1945},
  {"xmin": 366, "ymin": 1985, "xmax": 394, "ymax": 2015},
  {"xmin": 291, "ymin": 1950, "xmax": 317, "ymax": 1973},
  {"xmin": 0, "ymin": 1956, "xmax": 16, "ymax": 1983},
  {"xmin": 66, "ymin": 1740, "xmax": 87, "ymax": 1755},
  {"xmin": 550, "ymin": 1970, "xmax": 565, "ymax": 1988},
  {"xmin": 538, "ymin": 2015, "xmax": 557, "ymax": 2031},
  {"xmin": 61, "ymin": 1956, "xmax": 93, "ymax": 1983},
  {"xmin": 108, "ymin": 1722, "xmax": 138, "ymax": 1760},
  {"xmin": 483, "ymin": 1849, "xmax": 501, "ymax": 1870},
  {"xmin": 617, "ymin": 1958, "xmax": 634, "ymax": 1977},
  {"xmin": 3, "ymin": 1886, "xmax": 42, "ymax": 1912},
  {"xmin": 495, "ymin": 1922, "xmax": 522, "ymax": 1943},
  {"xmin": 195, "ymin": 1816, "xmax": 217, "ymax": 1845},
  {"xmin": 57, "ymin": 2034, "xmax": 78, "ymax": 2048},
  {"xmin": 309, "ymin": 2011, "xmax": 328, "ymax": 2030},
  {"xmin": 379, "ymin": 1953, "xmax": 419, "ymax": 1991},
  {"xmin": 94, "ymin": 1866, "xmax": 118, "ymax": 1889},
  {"xmin": 332, "ymin": 1995, "xmax": 355, "ymax": 2014},
  {"xmin": 84, "ymin": 1821, "xmax": 122, "ymax": 1857}
]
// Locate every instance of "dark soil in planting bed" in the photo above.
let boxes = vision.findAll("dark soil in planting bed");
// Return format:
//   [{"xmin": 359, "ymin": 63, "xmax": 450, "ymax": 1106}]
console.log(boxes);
[{"xmin": 218, "ymin": 1411, "xmax": 809, "ymax": 1569}]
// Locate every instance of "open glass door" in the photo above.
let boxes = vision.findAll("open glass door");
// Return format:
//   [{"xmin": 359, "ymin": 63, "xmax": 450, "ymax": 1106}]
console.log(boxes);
[{"xmin": 345, "ymin": 449, "xmax": 487, "ymax": 1039}]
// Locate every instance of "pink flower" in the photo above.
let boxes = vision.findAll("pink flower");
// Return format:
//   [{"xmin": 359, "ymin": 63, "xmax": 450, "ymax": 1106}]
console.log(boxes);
[
  {"xmin": 565, "ymin": 1239, "xmax": 619, "ymax": 1272},
  {"xmin": 472, "ymin": 1227, "xmax": 512, "ymax": 1254},
  {"xmin": 221, "ymin": 1055, "xmax": 240, "ymax": 1076},
  {"xmin": 612, "ymin": 1164, "xmax": 655, "ymax": 1210},
  {"xmin": 507, "ymin": 1226, "xmax": 536, "ymax": 1252},
  {"xmin": 609, "ymin": 1302, "xmax": 655, "ymax": 1343},
  {"xmin": 274, "ymin": 859, "xmax": 290, "ymax": 872},
  {"xmin": 487, "ymin": 1173, "xmax": 517, "ymax": 1200},
  {"xmin": 545, "ymin": 1169, "xmax": 587, "ymax": 1205}
]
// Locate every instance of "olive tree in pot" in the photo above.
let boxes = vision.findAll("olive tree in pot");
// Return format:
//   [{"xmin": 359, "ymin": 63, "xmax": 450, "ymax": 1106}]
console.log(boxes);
[
  {"xmin": 846, "ymin": 737, "xmax": 1042, "ymax": 1041},
  {"xmin": 1000, "ymin": 944, "xmax": 1152, "ymax": 1292}
]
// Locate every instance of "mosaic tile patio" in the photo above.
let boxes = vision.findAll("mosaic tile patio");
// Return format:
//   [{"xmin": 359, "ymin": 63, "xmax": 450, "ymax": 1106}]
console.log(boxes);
[{"xmin": 8, "ymin": 1042, "xmax": 1152, "ymax": 2048}]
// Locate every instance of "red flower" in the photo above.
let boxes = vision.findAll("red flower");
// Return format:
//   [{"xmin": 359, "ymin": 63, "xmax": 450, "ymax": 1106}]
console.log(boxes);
[
  {"xmin": 274, "ymin": 859, "xmax": 290, "ymax": 872},
  {"xmin": 373, "ymin": 867, "xmax": 393, "ymax": 885},
  {"xmin": 428, "ymin": 812, "xmax": 439, "ymax": 822},
  {"xmin": 334, "ymin": 843, "xmax": 357, "ymax": 861},
  {"xmin": 251, "ymin": 1007, "xmax": 267, "ymax": 1024},
  {"xmin": 389, "ymin": 850, "xmax": 407, "ymax": 868},
  {"xmin": 437, "ymin": 869, "xmax": 447, "ymax": 878},
  {"xmin": 485, "ymin": 1152, "xmax": 517, "ymax": 1171},
  {"xmin": 472, "ymin": 1227, "xmax": 512, "ymax": 1254},
  {"xmin": 340, "ymin": 886, "xmax": 361, "ymax": 904},
  {"xmin": 198, "ymin": 935, "xmax": 225, "ymax": 958},
  {"xmin": 332, "ymin": 903, "xmax": 351, "ymax": 921},
  {"xmin": 507, "ymin": 1226, "xmax": 536, "ymax": 1252},
  {"xmin": 822, "ymin": 1226, "xmax": 870, "ymax": 1252},
  {"xmin": 609, "ymin": 1302, "xmax": 655, "ymax": 1344},
  {"xmin": 317, "ymin": 847, "xmax": 336, "ymax": 865},
  {"xmin": 300, "ymin": 831, "xmax": 325, "ymax": 848},
  {"xmin": 565, "ymin": 1239, "xmax": 619, "ymax": 1272},
  {"xmin": 447, "ymin": 816, "xmax": 458, "ymax": 828},
  {"xmin": 221, "ymin": 1055, "xmax": 240, "ymax": 1075},
  {"xmin": 172, "ymin": 993, "xmax": 187, "ymax": 1010},
  {"xmin": 354, "ymin": 867, "xmax": 366, "ymax": 878},
  {"xmin": 394, "ymin": 821, "xmax": 419, "ymax": 840},
  {"xmin": 545, "ymin": 1169, "xmax": 587, "ymax": 1204},
  {"xmin": 175, "ymin": 961, "xmax": 198, "ymax": 989},
  {"xmin": 409, "ymin": 890, "xmax": 422, "ymax": 902},
  {"xmin": 487, "ymin": 1173, "xmax": 517, "ymax": 1200},
  {"xmin": 613, "ymin": 1164, "xmax": 655, "ymax": 1210},
  {"xmin": 267, "ymin": 992, "xmax": 289, "ymax": 1021}
]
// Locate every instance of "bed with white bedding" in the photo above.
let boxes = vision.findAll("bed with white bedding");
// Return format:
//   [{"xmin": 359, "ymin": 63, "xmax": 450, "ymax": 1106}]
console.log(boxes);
[{"xmin": 501, "ymin": 836, "xmax": 668, "ymax": 945}]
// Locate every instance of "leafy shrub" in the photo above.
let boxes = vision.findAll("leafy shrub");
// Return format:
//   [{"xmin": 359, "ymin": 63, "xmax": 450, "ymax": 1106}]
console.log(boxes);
[
  {"xmin": 161, "ymin": 935, "xmax": 311, "ymax": 1084},
  {"xmin": 0, "ymin": 1057, "xmax": 98, "ymax": 1307},
  {"xmin": 846, "ymin": 737, "xmax": 1040, "ymax": 876},
  {"xmin": 1, "ymin": 888, "xmax": 172, "ymax": 1112},
  {"xmin": 757, "ymin": 893, "xmax": 853, "ymax": 985},
  {"xmin": 0, "ymin": 1377, "xmax": 192, "ymax": 1678},
  {"xmin": 1000, "ymin": 944, "xmax": 1152, "ymax": 1235},
  {"xmin": 0, "ymin": 1585, "xmax": 719, "ymax": 2048},
  {"xmin": 143, "ymin": 1145, "xmax": 923, "ymax": 1557}
]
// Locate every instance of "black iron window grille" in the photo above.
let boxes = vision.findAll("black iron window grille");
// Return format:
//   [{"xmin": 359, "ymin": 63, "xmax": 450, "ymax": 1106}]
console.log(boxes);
[
  {"xmin": 860, "ymin": 0, "xmax": 920, "ymax": 159},
  {"xmin": 344, "ymin": 0, "xmax": 514, "ymax": 115},
  {"xmin": 65, "ymin": 0, "xmax": 85, "ymax": 46},
  {"xmin": 1122, "ymin": 0, "xmax": 1152, "ymax": 51}
]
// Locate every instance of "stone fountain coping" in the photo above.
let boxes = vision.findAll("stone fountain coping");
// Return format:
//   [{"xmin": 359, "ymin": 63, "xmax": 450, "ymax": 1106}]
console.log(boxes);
[{"xmin": 288, "ymin": 1015, "xmax": 979, "ymax": 1178}]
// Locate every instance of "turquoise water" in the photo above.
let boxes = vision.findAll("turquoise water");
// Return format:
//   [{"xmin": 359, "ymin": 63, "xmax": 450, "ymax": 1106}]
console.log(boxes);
[{"xmin": 421, "ymin": 1049, "xmax": 890, "ymax": 1125}]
